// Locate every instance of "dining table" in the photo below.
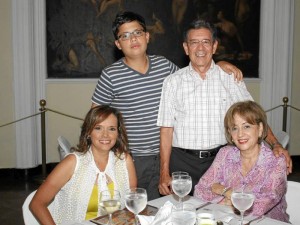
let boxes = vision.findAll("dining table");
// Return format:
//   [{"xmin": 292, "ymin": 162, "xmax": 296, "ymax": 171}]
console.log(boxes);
[
  {"xmin": 147, "ymin": 195, "xmax": 291, "ymax": 225},
  {"xmin": 64, "ymin": 194, "xmax": 291, "ymax": 225}
]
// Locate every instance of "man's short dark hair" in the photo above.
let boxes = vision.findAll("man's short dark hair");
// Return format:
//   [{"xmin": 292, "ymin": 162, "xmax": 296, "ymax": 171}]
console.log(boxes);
[{"xmin": 183, "ymin": 19, "xmax": 218, "ymax": 42}]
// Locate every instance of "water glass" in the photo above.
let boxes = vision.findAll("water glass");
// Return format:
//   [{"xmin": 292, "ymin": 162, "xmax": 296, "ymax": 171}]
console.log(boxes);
[
  {"xmin": 231, "ymin": 188, "xmax": 255, "ymax": 225},
  {"xmin": 171, "ymin": 203, "xmax": 196, "ymax": 225},
  {"xmin": 172, "ymin": 174, "xmax": 192, "ymax": 208},
  {"xmin": 171, "ymin": 171, "xmax": 189, "ymax": 178},
  {"xmin": 125, "ymin": 188, "xmax": 147, "ymax": 225}
]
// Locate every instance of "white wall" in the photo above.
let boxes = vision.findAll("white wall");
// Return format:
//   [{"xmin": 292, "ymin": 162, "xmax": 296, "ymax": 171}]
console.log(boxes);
[{"xmin": 45, "ymin": 82, "xmax": 96, "ymax": 162}]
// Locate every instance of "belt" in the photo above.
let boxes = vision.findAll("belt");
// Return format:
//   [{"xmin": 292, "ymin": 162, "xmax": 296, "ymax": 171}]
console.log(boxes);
[{"xmin": 175, "ymin": 145, "xmax": 225, "ymax": 158}]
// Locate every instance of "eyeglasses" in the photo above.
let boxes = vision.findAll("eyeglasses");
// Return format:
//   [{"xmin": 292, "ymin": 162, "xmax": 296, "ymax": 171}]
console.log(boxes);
[
  {"xmin": 118, "ymin": 29, "xmax": 145, "ymax": 41},
  {"xmin": 187, "ymin": 39, "xmax": 212, "ymax": 48}
]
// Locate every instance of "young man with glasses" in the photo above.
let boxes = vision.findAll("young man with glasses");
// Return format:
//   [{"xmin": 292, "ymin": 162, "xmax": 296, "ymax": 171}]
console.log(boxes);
[{"xmin": 91, "ymin": 12, "xmax": 244, "ymax": 200}]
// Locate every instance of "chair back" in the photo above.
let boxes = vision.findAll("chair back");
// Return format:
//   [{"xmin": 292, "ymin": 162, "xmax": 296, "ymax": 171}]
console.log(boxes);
[
  {"xmin": 276, "ymin": 131, "xmax": 289, "ymax": 148},
  {"xmin": 57, "ymin": 135, "xmax": 72, "ymax": 160},
  {"xmin": 286, "ymin": 181, "xmax": 300, "ymax": 224},
  {"xmin": 23, "ymin": 190, "xmax": 55, "ymax": 225},
  {"xmin": 22, "ymin": 190, "xmax": 39, "ymax": 225}
]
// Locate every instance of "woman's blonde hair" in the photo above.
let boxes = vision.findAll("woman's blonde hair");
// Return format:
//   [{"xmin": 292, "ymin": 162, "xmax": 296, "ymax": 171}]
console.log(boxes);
[{"xmin": 224, "ymin": 101, "xmax": 268, "ymax": 145}]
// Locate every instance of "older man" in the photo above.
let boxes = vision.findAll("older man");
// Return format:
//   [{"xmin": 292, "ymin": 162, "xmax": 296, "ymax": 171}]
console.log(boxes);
[{"xmin": 157, "ymin": 19, "xmax": 292, "ymax": 195}]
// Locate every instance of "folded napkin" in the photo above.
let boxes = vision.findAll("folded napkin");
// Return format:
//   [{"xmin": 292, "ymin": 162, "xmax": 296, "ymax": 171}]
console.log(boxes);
[
  {"xmin": 138, "ymin": 201, "xmax": 173, "ymax": 225},
  {"xmin": 138, "ymin": 215, "xmax": 155, "ymax": 225}
]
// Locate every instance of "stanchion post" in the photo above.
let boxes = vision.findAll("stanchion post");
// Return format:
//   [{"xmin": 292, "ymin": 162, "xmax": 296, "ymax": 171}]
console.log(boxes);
[
  {"xmin": 282, "ymin": 97, "xmax": 288, "ymax": 132},
  {"xmin": 40, "ymin": 99, "xmax": 47, "ymax": 179}
]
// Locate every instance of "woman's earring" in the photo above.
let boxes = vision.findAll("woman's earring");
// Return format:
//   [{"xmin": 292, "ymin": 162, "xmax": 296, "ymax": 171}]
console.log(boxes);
[{"xmin": 87, "ymin": 136, "xmax": 91, "ymax": 145}]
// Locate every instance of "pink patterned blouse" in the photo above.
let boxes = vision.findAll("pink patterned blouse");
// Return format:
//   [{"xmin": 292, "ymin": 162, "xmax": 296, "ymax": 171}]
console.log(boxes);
[{"xmin": 194, "ymin": 142, "xmax": 289, "ymax": 222}]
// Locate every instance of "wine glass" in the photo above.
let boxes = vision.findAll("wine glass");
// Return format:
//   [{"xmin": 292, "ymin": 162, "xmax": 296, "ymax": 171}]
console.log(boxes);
[
  {"xmin": 171, "ymin": 203, "xmax": 196, "ymax": 225},
  {"xmin": 171, "ymin": 171, "xmax": 189, "ymax": 178},
  {"xmin": 125, "ymin": 188, "xmax": 147, "ymax": 225},
  {"xmin": 231, "ymin": 187, "xmax": 255, "ymax": 225},
  {"xmin": 99, "ymin": 190, "xmax": 121, "ymax": 225},
  {"xmin": 171, "ymin": 174, "xmax": 192, "ymax": 208}
]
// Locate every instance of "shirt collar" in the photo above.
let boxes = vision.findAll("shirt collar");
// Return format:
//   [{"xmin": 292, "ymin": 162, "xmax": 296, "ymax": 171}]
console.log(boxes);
[{"xmin": 188, "ymin": 60, "xmax": 216, "ymax": 79}]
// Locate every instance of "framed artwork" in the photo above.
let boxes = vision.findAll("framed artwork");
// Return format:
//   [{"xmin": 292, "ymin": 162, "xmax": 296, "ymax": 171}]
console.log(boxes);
[{"xmin": 46, "ymin": 0, "xmax": 260, "ymax": 78}]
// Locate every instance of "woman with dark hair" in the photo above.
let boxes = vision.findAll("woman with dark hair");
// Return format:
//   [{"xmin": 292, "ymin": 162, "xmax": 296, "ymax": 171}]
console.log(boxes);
[
  {"xmin": 194, "ymin": 101, "xmax": 289, "ymax": 222},
  {"xmin": 30, "ymin": 105, "xmax": 137, "ymax": 224}
]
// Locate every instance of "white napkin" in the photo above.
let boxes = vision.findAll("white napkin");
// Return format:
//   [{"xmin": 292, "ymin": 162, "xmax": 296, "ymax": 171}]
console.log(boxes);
[
  {"xmin": 138, "ymin": 215, "xmax": 155, "ymax": 225},
  {"xmin": 138, "ymin": 201, "xmax": 173, "ymax": 225}
]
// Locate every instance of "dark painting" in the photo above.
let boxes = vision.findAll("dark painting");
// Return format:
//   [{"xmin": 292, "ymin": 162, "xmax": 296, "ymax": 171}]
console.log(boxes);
[{"xmin": 46, "ymin": 0, "xmax": 260, "ymax": 78}]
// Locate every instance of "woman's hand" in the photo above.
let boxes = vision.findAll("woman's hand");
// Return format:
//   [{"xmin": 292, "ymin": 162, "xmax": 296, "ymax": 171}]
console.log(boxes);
[{"xmin": 212, "ymin": 183, "xmax": 232, "ymax": 205}]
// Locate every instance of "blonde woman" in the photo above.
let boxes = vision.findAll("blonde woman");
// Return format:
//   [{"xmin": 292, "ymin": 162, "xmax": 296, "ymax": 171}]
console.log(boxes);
[{"xmin": 194, "ymin": 101, "xmax": 289, "ymax": 222}]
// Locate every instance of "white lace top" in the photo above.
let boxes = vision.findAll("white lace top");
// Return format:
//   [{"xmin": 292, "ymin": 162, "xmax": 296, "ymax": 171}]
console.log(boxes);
[{"xmin": 49, "ymin": 149, "xmax": 130, "ymax": 224}]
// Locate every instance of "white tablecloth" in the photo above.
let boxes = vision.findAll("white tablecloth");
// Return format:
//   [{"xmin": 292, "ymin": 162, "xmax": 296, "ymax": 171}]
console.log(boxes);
[
  {"xmin": 148, "ymin": 194, "xmax": 290, "ymax": 225},
  {"xmin": 62, "ymin": 221, "xmax": 94, "ymax": 225},
  {"xmin": 66, "ymin": 194, "xmax": 290, "ymax": 225}
]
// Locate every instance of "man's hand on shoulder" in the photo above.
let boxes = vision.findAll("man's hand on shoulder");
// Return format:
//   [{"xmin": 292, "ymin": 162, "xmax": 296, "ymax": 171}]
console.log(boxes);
[
  {"xmin": 217, "ymin": 61, "xmax": 243, "ymax": 81},
  {"xmin": 273, "ymin": 144, "xmax": 292, "ymax": 175}
]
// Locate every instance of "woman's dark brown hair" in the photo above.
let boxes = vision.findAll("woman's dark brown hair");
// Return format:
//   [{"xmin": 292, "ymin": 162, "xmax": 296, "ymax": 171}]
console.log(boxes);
[{"xmin": 74, "ymin": 105, "xmax": 129, "ymax": 155}]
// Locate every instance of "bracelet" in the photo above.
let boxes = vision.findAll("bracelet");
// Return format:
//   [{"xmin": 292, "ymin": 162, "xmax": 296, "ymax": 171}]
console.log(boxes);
[{"xmin": 221, "ymin": 187, "xmax": 230, "ymax": 196}]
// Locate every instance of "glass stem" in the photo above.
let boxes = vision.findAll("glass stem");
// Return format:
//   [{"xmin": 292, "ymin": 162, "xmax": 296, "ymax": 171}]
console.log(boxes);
[
  {"xmin": 240, "ymin": 211, "xmax": 244, "ymax": 225},
  {"xmin": 179, "ymin": 197, "xmax": 183, "ymax": 209},
  {"xmin": 108, "ymin": 213, "xmax": 112, "ymax": 225},
  {"xmin": 134, "ymin": 214, "xmax": 139, "ymax": 225}
]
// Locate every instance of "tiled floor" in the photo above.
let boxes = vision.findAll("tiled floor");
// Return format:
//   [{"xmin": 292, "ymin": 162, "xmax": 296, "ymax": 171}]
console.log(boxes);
[
  {"xmin": 1, "ymin": 157, "xmax": 299, "ymax": 225},
  {"xmin": 0, "ymin": 164, "xmax": 55, "ymax": 225}
]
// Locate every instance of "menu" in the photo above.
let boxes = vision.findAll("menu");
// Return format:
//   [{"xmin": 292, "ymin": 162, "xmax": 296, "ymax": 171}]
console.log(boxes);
[{"xmin": 90, "ymin": 205, "xmax": 158, "ymax": 225}]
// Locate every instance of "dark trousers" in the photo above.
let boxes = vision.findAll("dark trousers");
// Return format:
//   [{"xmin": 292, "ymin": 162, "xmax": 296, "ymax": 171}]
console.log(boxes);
[
  {"xmin": 133, "ymin": 154, "xmax": 160, "ymax": 201},
  {"xmin": 170, "ymin": 147, "xmax": 216, "ymax": 195}
]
